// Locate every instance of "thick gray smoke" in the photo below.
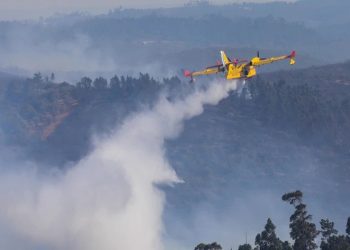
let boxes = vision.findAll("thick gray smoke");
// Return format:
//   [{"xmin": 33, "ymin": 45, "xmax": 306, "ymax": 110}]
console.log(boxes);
[{"xmin": 0, "ymin": 80, "xmax": 241, "ymax": 249}]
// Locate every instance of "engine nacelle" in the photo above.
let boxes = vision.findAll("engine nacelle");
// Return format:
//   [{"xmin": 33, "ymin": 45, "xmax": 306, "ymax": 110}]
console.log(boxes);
[{"xmin": 250, "ymin": 57, "xmax": 261, "ymax": 65}]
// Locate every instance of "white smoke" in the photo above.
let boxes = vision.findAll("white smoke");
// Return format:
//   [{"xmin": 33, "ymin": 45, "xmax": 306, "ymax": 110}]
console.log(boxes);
[
  {"xmin": 0, "ymin": 79, "xmax": 242, "ymax": 250},
  {"xmin": 0, "ymin": 31, "xmax": 119, "ymax": 83}
]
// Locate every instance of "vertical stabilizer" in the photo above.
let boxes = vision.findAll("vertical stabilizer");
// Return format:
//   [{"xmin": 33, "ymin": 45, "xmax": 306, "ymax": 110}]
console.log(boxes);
[
  {"xmin": 220, "ymin": 51, "xmax": 231, "ymax": 73},
  {"xmin": 220, "ymin": 51, "xmax": 231, "ymax": 65}
]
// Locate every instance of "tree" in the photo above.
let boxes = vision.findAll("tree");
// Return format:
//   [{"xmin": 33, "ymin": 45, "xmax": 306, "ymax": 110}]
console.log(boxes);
[
  {"xmin": 255, "ymin": 218, "xmax": 284, "ymax": 250},
  {"xmin": 282, "ymin": 191, "xmax": 318, "ymax": 250},
  {"xmin": 32, "ymin": 72, "xmax": 43, "ymax": 83},
  {"xmin": 93, "ymin": 77, "xmax": 108, "ymax": 89},
  {"xmin": 77, "ymin": 77, "xmax": 92, "ymax": 89},
  {"xmin": 320, "ymin": 219, "xmax": 338, "ymax": 242},
  {"xmin": 281, "ymin": 241, "xmax": 293, "ymax": 250},
  {"xmin": 110, "ymin": 75, "xmax": 121, "ymax": 89},
  {"xmin": 238, "ymin": 244, "xmax": 252, "ymax": 250},
  {"xmin": 323, "ymin": 235, "xmax": 350, "ymax": 250},
  {"xmin": 50, "ymin": 72, "xmax": 55, "ymax": 81},
  {"xmin": 194, "ymin": 242, "xmax": 222, "ymax": 250},
  {"xmin": 195, "ymin": 243, "xmax": 207, "ymax": 250},
  {"xmin": 320, "ymin": 219, "xmax": 338, "ymax": 250},
  {"xmin": 346, "ymin": 217, "xmax": 350, "ymax": 236},
  {"xmin": 163, "ymin": 76, "xmax": 181, "ymax": 85}
]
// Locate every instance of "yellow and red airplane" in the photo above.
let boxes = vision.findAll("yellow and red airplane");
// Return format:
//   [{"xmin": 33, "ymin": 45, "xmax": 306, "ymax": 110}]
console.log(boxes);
[{"xmin": 184, "ymin": 50, "xmax": 296, "ymax": 82}]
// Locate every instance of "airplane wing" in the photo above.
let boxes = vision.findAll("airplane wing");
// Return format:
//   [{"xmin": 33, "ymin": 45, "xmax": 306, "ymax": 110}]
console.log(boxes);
[
  {"xmin": 184, "ymin": 65, "xmax": 224, "ymax": 81},
  {"xmin": 192, "ymin": 67, "xmax": 222, "ymax": 76},
  {"xmin": 251, "ymin": 51, "xmax": 296, "ymax": 67}
]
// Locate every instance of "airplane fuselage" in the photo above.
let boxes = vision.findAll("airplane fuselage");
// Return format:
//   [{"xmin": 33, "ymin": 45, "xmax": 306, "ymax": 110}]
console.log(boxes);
[{"xmin": 226, "ymin": 64, "xmax": 256, "ymax": 80}]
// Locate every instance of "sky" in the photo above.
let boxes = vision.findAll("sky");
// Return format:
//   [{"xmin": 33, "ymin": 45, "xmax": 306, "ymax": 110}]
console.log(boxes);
[{"xmin": 0, "ymin": 0, "xmax": 294, "ymax": 20}]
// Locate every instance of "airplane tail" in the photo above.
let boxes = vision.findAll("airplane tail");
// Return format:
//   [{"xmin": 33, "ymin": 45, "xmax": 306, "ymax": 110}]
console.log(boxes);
[
  {"xmin": 220, "ymin": 51, "xmax": 231, "ymax": 64},
  {"xmin": 289, "ymin": 50, "xmax": 296, "ymax": 65},
  {"xmin": 220, "ymin": 51, "xmax": 231, "ymax": 72}
]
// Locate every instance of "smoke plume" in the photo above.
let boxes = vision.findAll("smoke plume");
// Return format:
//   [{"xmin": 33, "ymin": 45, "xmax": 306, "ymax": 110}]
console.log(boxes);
[{"xmin": 0, "ymin": 79, "xmax": 241, "ymax": 249}]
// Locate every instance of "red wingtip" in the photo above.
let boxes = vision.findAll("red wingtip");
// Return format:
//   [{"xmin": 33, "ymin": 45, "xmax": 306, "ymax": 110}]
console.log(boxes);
[
  {"xmin": 183, "ymin": 70, "xmax": 192, "ymax": 77},
  {"xmin": 290, "ymin": 50, "xmax": 296, "ymax": 58}
]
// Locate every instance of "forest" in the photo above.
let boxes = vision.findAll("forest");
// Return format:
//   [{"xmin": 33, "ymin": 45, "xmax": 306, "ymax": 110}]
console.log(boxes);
[
  {"xmin": 1, "ymin": 61, "xmax": 350, "ymax": 161},
  {"xmin": 0, "ymin": 65, "xmax": 349, "ymax": 249},
  {"xmin": 194, "ymin": 191, "xmax": 350, "ymax": 250}
]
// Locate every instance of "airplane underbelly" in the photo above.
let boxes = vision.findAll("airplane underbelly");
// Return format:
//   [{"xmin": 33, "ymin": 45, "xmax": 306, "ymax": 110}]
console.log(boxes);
[
  {"xmin": 226, "ymin": 66, "xmax": 242, "ymax": 79},
  {"xmin": 247, "ymin": 67, "xmax": 256, "ymax": 78}
]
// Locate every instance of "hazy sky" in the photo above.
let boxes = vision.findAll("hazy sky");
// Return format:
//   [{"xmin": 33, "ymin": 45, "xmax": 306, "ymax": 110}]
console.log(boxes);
[{"xmin": 0, "ymin": 0, "xmax": 294, "ymax": 20}]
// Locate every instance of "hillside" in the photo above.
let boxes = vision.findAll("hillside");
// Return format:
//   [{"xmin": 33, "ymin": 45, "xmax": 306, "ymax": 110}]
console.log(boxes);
[
  {"xmin": 0, "ymin": 63, "xmax": 349, "ymax": 247},
  {"xmin": 1, "ymin": 62, "xmax": 349, "ymax": 158}
]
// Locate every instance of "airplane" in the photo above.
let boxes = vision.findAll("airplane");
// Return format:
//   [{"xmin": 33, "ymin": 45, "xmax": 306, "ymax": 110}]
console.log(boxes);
[{"xmin": 183, "ymin": 50, "xmax": 296, "ymax": 82}]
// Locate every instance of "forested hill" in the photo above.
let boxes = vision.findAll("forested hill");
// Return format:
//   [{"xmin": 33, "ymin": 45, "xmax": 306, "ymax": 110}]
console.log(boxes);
[
  {"xmin": 0, "ymin": 73, "xmax": 183, "ymax": 163},
  {"xmin": 0, "ymin": 61, "xmax": 350, "ymax": 164},
  {"xmin": 263, "ymin": 60, "xmax": 350, "ymax": 91},
  {"xmin": 105, "ymin": 0, "xmax": 350, "ymax": 28},
  {"xmin": 246, "ymin": 61, "xmax": 350, "ymax": 151},
  {"xmin": 1, "ymin": 61, "xmax": 350, "ymax": 248}
]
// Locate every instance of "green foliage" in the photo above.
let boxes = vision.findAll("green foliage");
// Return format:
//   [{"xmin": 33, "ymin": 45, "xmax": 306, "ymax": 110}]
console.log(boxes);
[
  {"xmin": 255, "ymin": 218, "xmax": 286, "ymax": 250},
  {"xmin": 246, "ymin": 78, "xmax": 350, "ymax": 150},
  {"xmin": 110, "ymin": 75, "xmax": 121, "ymax": 89},
  {"xmin": 32, "ymin": 72, "xmax": 43, "ymax": 83},
  {"xmin": 281, "ymin": 241, "xmax": 292, "ymax": 250},
  {"xmin": 320, "ymin": 217, "xmax": 350, "ymax": 250},
  {"xmin": 281, "ymin": 191, "xmax": 303, "ymax": 206},
  {"xmin": 282, "ymin": 191, "xmax": 318, "ymax": 250},
  {"xmin": 77, "ymin": 77, "xmax": 92, "ymax": 89},
  {"xmin": 320, "ymin": 219, "xmax": 338, "ymax": 242},
  {"xmin": 321, "ymin": 235, "xmax": 350, "ymax": 250},
  {"xmin": 0, "ymin": 77, "xmax": 77, "ymax": 145},
  {"xmin": 194, "ymin": 242, "xmax": 222, "ymax": 250},
  {"xmin": 93, "ymin": 77, "xmax": 108, "ymax": 89},
  {"xmin": 0, "ymin": 72, "xmax": 171, "ymax": 149},
  {"xmin": 319, "ymin": 218, "xmax": 345, "ymax": 250},
  {"xmin": 238, "ymin": 244, "xmax": 252, "ymax": 250}
]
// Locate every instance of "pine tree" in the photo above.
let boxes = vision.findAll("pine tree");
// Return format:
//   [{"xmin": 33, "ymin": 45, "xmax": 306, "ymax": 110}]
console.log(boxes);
[
  {"xmin": 238, "ymin": 244, "xmax": 252, "ymax": 250},
  {"xmin": 194, "ymin": 242, "xmax": 222, "ymax": 250},
  {"xmin": 281, "ymin": 241, "xmax": 293, "ymax": 250},
  {"xmin": 110, "ymin": 75, "xmax": 121, "ymax": 89},
  {"xmin": 93, "ymin": 77, "xmax": 108, "ymax": 89},
  {"xmin": 77, "ymin": 76, "xmax": 92, "ymax": 89},
  {"xmin": 320, "ymin": 219, "xmax": 338, "ymax": 250},
  {"xmin": 320, "ymin": 219, "xmax": 338, "ymax": 241},
  {"xmin": 282, "ymin": 191, "xmax": 318, "ymax": 250},
  {"xmin": 324, "ymin": 235, "xmax": 350, "ymax": 250},
  {"xmin": 255, "ymin": 218, "xmax": 283, "ymax": 250}
]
